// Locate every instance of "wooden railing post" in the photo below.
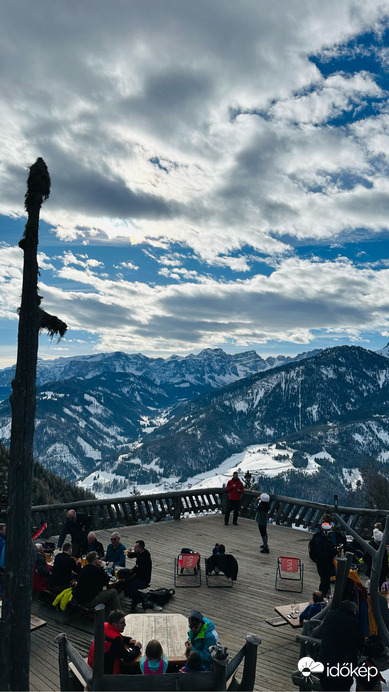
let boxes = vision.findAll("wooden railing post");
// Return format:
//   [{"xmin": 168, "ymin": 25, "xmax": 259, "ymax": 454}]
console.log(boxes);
[
  {"xmin": 221, "ymin": 489, "xmax": 228, "ymax": 516},
  {"xmin": 91, "ymin": 604, "xmax": 105, "ymax": 691},
  {"xmin": 172, "ymin": 496, "xmax": 181, "ymax": 520},
  {"xmin": 239, "ymin": 634, "xmax": 261, "ymax": 691},
  {"xmin": 212, "ymin": 653, "xmax": 228, "ymax": 691},
  {"xmin": 55, "ymin": 633, "xmax": 71, "ymax": 692}
]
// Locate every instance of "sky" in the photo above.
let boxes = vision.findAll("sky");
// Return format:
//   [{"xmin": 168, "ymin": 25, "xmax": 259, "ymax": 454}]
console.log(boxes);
[{"xmin": 1, "ymin": 1, "xmax": 389, "ymax": 368}]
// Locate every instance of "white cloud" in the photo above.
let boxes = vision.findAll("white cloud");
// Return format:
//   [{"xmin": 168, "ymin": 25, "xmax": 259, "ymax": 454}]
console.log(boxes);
[
  {"xmin": 0, "ymin": 1, "xmax": 387, "ymax": 260},
  {"xmin": 117, "ymin": 261, "xmax": 139, "ymax": 271},
  {"xmin": 1, "ymin": 1, "xmax": 389, "ymax": 363},
  {"xmin": 22, "ymin": 256, "xmax": 388, "ymax": 354}
]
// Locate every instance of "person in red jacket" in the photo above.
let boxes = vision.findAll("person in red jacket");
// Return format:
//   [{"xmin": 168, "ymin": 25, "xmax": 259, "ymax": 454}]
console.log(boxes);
[
  {"xmin": 87, "ymin": 609, "xmax": 142, "ymax": 674},
  {"xmin": 224, "ymin": 472, "xmax": 244, "ymax": 526}
]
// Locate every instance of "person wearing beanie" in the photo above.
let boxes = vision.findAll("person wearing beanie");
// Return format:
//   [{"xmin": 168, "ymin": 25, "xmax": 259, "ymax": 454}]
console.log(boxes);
[
  {"xmin": 185, "ymin": 610, "xmax": 219, "ymax": 670},
  {"xmin": 373, "ymin": 528, "xmax": 383, "ymax": 542},
  {"xmin": 364, "ymin": 527, "xmax": 388, "ymax": 586},
  {"xmin": 255, "ymin": 491, "xmax": 271, "ymax": 553},
  {"xmin": 308, "ymin": 523, "xmax": 341, "ymax": 598}
]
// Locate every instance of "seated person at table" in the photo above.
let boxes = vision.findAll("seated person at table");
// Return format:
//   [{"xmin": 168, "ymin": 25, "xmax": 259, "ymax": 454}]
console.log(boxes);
[
  {"xmin": 185, "ymin": 610, "xmax": 219, "ymax": 671},
  {"xmin": 105, "ymin": 532, "xmax": 126, "ymax": 568},
  {"xmin": 33, "ymin": 542, "xmax": 52, "ymax": 592},
  {"xmin": 72, "ymin": 551, "xmax": 121, "ymax": 613},
  {"xmin": 212, "ymin": 543, "xmax": 225, "ymax": 556},
  {"xmin": 87, "ymin": 609, "xmax": 142, "ymax": 674},
  {"xmin": 50, "ymin": 543, "xmax": 81, "ymax": 592},
  {"xmin": 299, "ymin": 590, "xmax": 326, "ymax": 624},
  {"xmin": 57, "ymin": 509, "xmax": 91, "ymax": 558},
  {"xmin": 180, "ymin": 650, "xmax": 207, "ymax": 673},
  {"xmin": 124, "ymin": 540, "xmax": 152, "ymax": 610},
  {"xmin": 140, "ymin": 639, "xmax": 168, "ymax": 675},
  {"xmin": 82, "ymin": 531, "xmax": 104, "ymax": 558}
]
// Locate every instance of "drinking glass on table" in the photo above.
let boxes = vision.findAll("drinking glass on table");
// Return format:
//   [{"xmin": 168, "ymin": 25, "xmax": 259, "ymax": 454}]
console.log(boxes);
[{"xmin": 290, "ymin": 600, "xmax": 296, "ymax": 616}]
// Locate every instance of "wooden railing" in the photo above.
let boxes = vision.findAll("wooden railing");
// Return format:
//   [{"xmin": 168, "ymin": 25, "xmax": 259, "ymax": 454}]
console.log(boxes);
[
  {"xmin": 28, "ymin": 488, "xmax": 224, "ymax": 537},
  {"xmin": 240, "ymin": 491, "xmax": 388, "ymax": 538},
  {"xmin": 2, "ymin": 488, "xmax": 387, "ymax": 539}
]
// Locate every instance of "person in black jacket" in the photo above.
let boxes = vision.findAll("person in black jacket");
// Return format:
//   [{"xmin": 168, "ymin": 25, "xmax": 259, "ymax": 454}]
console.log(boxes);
[
  {"xmin": 318, "ymin": 600, "xmax": 364, "ymax": 691},
  {"xmin": 72, "ymin": 551, "xmax": 121, "ymax": 613},
  {"xmin": 123, "ymin": 540, "xmax": 152, "ymax": 610},
  {"xmin": 309, "ymin": 522, "xmax": 342, "ymax": 597},
  {"xmin": 57, "ymin": 509, "xmax": 92, "ymax": 557},
  {"xmin": 255, "ymin": 492, "xmax": 271, "ymax": 553},
  {"xmin": 82, "ymin": 532, "xmax": 105, "ymax": 558},
  {"xmin": 49, "ymin": 543, "xmax": 81, "ymax": 591}
]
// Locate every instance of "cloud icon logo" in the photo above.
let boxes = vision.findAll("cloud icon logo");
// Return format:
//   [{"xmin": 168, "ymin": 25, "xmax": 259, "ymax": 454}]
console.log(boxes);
[{"xmin": 298, "ymin": 657, "xmax": 324, "ymax": 677}]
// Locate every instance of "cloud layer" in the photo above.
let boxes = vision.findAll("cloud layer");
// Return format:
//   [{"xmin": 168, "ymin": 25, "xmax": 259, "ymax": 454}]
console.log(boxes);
[{"xmin": 1, "ymin": 1, "xmax": 389, "ymax": 362}]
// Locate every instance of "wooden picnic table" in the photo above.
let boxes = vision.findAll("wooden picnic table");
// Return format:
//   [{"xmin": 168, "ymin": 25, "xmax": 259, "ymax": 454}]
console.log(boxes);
[
  {"xmin": 123, "ymin": 612, "xmax": 188, "ymax": 670},
  {"xmin": 274, "ymin": 602, "xmax": 309, "ymax": 628}
]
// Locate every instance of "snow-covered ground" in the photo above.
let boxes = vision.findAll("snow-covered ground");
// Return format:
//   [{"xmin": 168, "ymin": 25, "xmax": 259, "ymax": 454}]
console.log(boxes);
[{"xmin": 77, "ymin": 442, "xmax": 325, "ymax": 499}]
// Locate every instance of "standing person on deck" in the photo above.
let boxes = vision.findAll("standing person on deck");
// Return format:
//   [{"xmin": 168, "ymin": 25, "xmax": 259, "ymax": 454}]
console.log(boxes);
[
  {"xmin": 255, "ymin": 491, "xmax": 271, "ymax": 553},
  {"xmin": 224, "ymin": 472, "xmax": 244, "ymax": 526},
  {"xmin": 309, "ymin": 522, "xmax": 340, "ymax": 598},
  {"xmin": 57, "ymin": 509, "xmax": 91, "ymax": 558}
]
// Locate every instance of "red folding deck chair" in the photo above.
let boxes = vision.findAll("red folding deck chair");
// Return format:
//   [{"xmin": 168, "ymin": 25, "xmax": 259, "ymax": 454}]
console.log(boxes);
[
  {"xmin": 174, "ymin": 549, "xmax": 201, "ymax": 587},
  {"xmin": 275, "ymin": 556, "xmax": 303, "ymax": 593}
]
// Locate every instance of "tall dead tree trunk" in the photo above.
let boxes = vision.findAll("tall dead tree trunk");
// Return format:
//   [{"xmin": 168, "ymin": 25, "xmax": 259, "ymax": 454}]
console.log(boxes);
[{"xmin": 0, "ymin": 158, "xmax": 66, "ymax": 691}]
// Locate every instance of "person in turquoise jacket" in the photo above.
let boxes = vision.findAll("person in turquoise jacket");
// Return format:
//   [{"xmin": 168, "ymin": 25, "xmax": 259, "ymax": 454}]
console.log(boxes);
[{"xmin": 185, "ymin": 610, "xmax": 219, "ymax": 670}]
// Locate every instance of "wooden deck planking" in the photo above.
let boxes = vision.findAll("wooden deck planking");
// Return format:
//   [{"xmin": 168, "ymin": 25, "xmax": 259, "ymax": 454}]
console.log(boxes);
[{"xmin": 30, "ymin": 514, "xmax": 319, "ymax": 691}]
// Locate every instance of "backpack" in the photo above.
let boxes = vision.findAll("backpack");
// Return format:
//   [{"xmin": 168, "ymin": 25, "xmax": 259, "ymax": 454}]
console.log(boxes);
[
  {"xmin": 146, "ymin": 588, "xmax": 175, "ymax": 606},
  {"xmin": 308, "ymin": 534, "xmax": 319, "ymax": 562}
]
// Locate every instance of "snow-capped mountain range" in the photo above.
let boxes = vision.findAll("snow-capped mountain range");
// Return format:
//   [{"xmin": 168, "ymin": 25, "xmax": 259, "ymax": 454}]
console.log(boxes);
[
  {"xmin": 0, "ymin": 344, "xmax": 388, "ymax": 498},
  {"xmin": 0, "ymin": 346, "xmax": 321, "ymax": 393}
]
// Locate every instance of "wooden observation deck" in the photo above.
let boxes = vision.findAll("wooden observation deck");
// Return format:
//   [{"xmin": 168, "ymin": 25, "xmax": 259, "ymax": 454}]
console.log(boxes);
[{"xmin": 3, "ymin": 488, "xmax": 385, "ymax": 691}]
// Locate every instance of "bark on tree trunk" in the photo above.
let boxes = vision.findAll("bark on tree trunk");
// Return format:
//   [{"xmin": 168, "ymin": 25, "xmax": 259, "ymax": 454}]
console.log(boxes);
[{"xmin": 0, "ymin": 159, "xmax": 49, "ymax": 691}]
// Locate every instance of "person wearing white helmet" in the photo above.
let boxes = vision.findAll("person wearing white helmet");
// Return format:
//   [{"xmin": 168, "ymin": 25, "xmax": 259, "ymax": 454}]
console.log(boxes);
[{"xmin": 255, "ymin": 491, "xmax": 271, "ymax": 554}]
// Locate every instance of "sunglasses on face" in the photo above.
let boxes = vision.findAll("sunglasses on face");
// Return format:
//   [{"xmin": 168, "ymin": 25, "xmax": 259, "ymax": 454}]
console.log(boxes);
[{"xmin": 189, "ymin": 621, "xmax": 201, "ymax": 629}]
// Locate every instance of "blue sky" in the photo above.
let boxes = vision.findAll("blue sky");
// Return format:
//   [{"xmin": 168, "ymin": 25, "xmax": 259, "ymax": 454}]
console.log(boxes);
[{"xmin": 1, "ymin": 1, "xmax": 389, "ymax": 368}]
